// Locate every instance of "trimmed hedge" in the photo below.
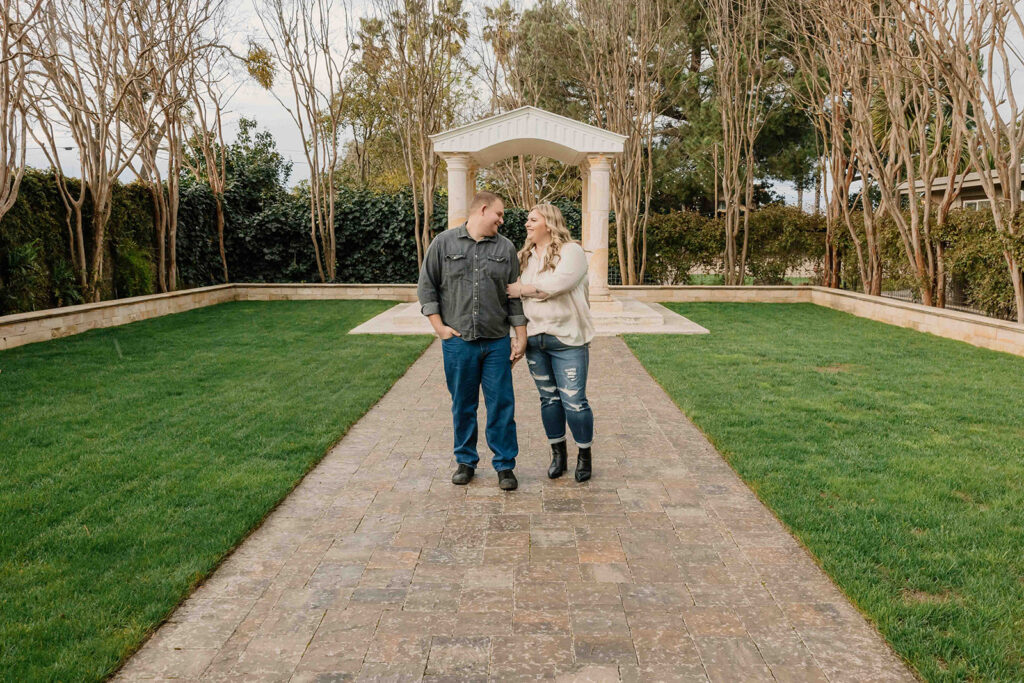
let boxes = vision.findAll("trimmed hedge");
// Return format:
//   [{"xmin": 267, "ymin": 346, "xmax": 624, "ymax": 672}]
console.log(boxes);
[
  {"xmin": 938, "ymin": 209, "xmax": 1024, "ymax": 320},
  {"xmin": 0, "ymin": 170, "xmax": 154, "ymax": 315},
  {"xmin": 2, "ymin": 167, "xmax": 1018, "ymax": 322},
  {"xmin": 835, "ymin": 207, "xmax": 1024, "ymax": 319},
  {"xmin": 0, "ymin": 168, "xmax": 585, "ymax": 315},
  {"xmin": 642, "ymin": 205, "xmax": 825, "ymax": 285}
]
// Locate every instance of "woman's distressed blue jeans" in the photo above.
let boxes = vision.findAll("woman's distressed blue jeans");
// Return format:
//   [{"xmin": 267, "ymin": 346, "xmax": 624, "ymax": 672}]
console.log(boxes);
[{"xmin": 525, "ymin": 333, "xmax": 593, "ymax": 448}]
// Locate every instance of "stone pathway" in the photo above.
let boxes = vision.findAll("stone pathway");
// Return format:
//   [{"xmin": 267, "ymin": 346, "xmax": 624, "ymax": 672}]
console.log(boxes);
[{"xmin": 116, "ymin": 338, "xmax": 915, "ymax": 682}]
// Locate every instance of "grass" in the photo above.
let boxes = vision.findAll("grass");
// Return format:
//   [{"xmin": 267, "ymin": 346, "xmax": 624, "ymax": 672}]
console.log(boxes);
[
  {"xmin": 687, "ymin": 274, "xmax": 811, "ymax": 286},
  {"xmin": 0, "ymin": 300, "xmax": 432, "ymax": 681},
  {"xmin": 625, "ymin": 303, "xmax": 1024, "ymax": 681}
]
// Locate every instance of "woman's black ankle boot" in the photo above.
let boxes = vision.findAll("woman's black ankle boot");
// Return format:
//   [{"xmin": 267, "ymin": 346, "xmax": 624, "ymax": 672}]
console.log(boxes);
[
  {"xmin": 548, "ymin": 441, "xmax": 568, "ymax": 479},
  {"xmin": 575, "ymin": 447, "xmax": 592, "ymax": 482}
]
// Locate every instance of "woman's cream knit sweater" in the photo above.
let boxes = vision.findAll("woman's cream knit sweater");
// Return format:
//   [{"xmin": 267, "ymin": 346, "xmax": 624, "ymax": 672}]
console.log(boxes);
[{"xmin": 520, "ymin": 242, "xmax": 595, "ymax": 346}]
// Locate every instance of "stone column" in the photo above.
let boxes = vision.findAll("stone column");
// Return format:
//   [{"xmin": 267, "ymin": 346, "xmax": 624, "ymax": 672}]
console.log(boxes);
[
  {"xmin": 445, "ymin": 154, "xmax": 471, "ymax": 229},
  {"xmin": 580, "ymin": 160, "xmax": 590, "ymax": 246},
  {"xmin": 466, "ymin": 164, "xmax": 478, "ymax": 208},
  {"xmin": 585, "ymin": 154, "xmax": 611, "ymax": 300}
]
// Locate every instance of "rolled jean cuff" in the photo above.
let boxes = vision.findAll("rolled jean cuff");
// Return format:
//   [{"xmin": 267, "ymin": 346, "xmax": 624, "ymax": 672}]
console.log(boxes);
[
  {"xmin": 575, "ymin": 440, "xmax": 593, "ymax": 449},
  {"xmin": 547, "ymin": 436, "xmax": 567, "ymax": 445}
]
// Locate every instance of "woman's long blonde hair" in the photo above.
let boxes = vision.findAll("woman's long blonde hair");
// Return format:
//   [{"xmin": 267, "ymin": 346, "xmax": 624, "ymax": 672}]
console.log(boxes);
[{"xmin": 518, "ymin": 203, "xmax": 574, "ymax": 273}]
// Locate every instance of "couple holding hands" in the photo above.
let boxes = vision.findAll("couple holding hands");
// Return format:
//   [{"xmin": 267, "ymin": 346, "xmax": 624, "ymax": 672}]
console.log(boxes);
[{"xmin": 417, "ymin": 191, "xmax": 595, "ymax": 492}]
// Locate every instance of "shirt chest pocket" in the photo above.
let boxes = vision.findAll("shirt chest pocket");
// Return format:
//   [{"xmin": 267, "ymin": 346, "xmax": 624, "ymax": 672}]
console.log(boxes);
[
  {"xmin": 443, "ymin": 253, "xmax": 469, "ymax": 281},
  {"xmin": 483, "ymin": 255, "xmax": 509, "ymax": 284}
]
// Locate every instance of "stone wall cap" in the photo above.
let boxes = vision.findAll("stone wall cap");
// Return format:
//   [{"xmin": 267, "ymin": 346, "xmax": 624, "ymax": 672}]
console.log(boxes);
[
  {"xmin": 0, "ymin": 284, "xmax": 234, "ymax": 325},
  {"xmin": 811, "ymin": 286, "xmax": 1024, "ymax": 332},
  {"xmin": 237, "ymin": 283, "xmax": 416, "ymax": 289}
]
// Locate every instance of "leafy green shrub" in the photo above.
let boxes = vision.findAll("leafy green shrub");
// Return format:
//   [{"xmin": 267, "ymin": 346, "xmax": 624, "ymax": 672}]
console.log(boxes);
[
  {"xmin": 113, "ymin": 238, "xmax": 155, "ymax": 298},
  {"xmin": 0, "ymin": 239, "xmax": 48, "ymax": 312},
  {"xmin": 642, "ymin": 206, "xmax": 823, "ymax": 285},
  {"xmin": 0, "ymin": 169, "xmax": 83, "ymax": 315},
  {"xmin": 746, "ymin": 205, "xmax": 825, "ymax": 285},
  {"xmin": 176, "ymin": 180, "xmax": 222, "ymax": 288},
  {"xmin": 51, "ymin": 259, "xmax": 83, "ymax": 308},
  {"xmin": 938, "ymin": 208, "xmax": 1024, "ymax": 319},
  {"xmin": 644, "ymin": 210, "xmax": 721, "ymax": 284}
]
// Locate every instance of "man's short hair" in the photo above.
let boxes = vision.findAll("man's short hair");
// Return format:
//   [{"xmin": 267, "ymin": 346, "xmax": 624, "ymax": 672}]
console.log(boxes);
[{"xmin": 469, "ymin": 191, "xmax": 504, "ymax": 212}]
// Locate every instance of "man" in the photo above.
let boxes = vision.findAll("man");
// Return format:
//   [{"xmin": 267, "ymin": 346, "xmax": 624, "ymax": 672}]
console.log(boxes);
[{"xmin": 417, "ymin": 191, "xmax": 527, "ymax": 491}]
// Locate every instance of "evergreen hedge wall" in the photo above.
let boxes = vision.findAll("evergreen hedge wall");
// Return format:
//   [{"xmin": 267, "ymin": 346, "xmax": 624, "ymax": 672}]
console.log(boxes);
[
  {"xmin": 0, "ymin": 170, "xmax": 154, "ymax": 315},
  {"xmin": 1, "ymin": 168, "xmax": 1019, "ymax": 321},
  {"xmin": 0, "ymin": 170, "xmax": 584, "ymax": 316}
]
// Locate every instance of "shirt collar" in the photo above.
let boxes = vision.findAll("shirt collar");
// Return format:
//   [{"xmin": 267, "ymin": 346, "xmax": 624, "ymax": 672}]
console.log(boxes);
[{"xmin": 457, "ymin": 224, "xmax": 497, "ymax": 242}]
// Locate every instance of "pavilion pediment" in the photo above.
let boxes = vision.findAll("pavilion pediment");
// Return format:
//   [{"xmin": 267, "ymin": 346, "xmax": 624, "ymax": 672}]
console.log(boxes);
[{"xmin": 430, "ymin": 106, "xmax": 626, "ymax": 166}]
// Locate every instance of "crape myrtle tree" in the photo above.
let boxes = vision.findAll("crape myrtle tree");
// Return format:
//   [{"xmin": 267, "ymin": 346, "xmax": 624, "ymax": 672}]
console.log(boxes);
[
  {"xmin": 847, "ymin": 0, "xmax": 969, "ymax": 309},
  {"xmin": 28, "ymin": 0, "xmax": 162, "ymax": 301},
  {"xmin": 567, "ymin": 0, "xmax": 677, "ymax": 285},
  {"xmin": 361, "ymin": 0, "xmax": 471, "ymax": 267},
  {"xmin": 778, "ymin": 0, "xmax": 978, "ymax": 301},
  {"xmin": 340, "ymin": 21, "xmax": 389, "ymax": 189},
  {"xmin": 704, "ymin": 0, "xmax": 779, "ymax": 285},
  {"xmin": 915, "ymin": 0, "xmax": 1024, "ymax": 322},
  {"xmin": 0, "ymin": 0, "xmax": 45, "ymax": 225},
  {"xmin": 121, "ymin": 0, "xmax": 224, "ymax": 292},
  {"xmin": 252, "ymin": 0, "xmax": 355, "ymax": 282},
  {"xmin": 777, "ymin": 0, "xmax": 879, "ymax": 292},
  {"xmin": 182, "ymin": 45, "xmax": 236, "ymax": 283}
]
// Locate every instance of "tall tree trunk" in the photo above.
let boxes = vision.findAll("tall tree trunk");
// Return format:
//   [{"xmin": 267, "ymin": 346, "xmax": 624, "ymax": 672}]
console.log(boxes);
[
  {"xmin": 215, "ymin": 197, "xmax": 228, "ymax": 282},
  {"xmin": 862, "ymin": 193, "xmax": 882, "ymax": 295},
  {"xmin": 814, "ymin": 166, "xmax": 821, "ymax": 213},
  {"xmin": 149, "ymin": 185, "xmax": 167, "ymax": 292},
  {"xmin": 1006, "ymin": 253, "xmax": 1024, "ymax": 322}
]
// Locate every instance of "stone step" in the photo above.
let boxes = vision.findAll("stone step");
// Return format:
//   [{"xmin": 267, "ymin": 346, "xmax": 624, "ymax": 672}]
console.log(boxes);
[{"xmin": 349, "ymin": 298, "xmax": 709, "ymax": 336}]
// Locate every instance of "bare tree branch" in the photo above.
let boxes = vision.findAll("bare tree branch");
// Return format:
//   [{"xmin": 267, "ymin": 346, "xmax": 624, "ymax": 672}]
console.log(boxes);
[
  {"xmin": 254, "ymin": 0, "xmax": 355, "ymax": 281},
  {"xmin": 0, "ymin": 0, "xmax": 45, "ymax": 224}
]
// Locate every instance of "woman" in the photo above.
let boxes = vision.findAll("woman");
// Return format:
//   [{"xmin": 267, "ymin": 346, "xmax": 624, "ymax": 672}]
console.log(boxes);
[{"xmin": 507, "ymin": 204, "xmax": 596, "ymax": 482}]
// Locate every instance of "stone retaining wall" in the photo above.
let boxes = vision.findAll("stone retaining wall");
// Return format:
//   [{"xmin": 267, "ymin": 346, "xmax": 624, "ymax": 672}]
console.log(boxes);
[
  {"xmin": 613, "ymin": 285, "xmax": 809, "ymax": 304},
  {"xmin": 3, "ymin": 283, "xmax": 1023, "ymax": 358},
  {"xmin": 614, "ymin": 285, "xmax": 1024, "ymax": 357},
  {"xmin": 808, "ymin": 287, "xmax": 1024, "ymax": 357},
  {"xmin": 234, "ymin": 283, "xmax": 418, "ymax": 302},
  {"xmin": 0, "ymin": 285, "xmax": 237, "ymax": 351}
]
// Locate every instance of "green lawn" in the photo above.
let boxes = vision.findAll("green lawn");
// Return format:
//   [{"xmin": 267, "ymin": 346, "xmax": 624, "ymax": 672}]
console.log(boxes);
[
  {"xmin": 626, "ymin": 303, "xmax": 1024, "ymax": 681},
  {"xmin": 0, "ymin": 300, "xmax": 432, "ymax": 681},
  {"xmin": 687, "ymin": 273, "xmax": 810, "ymax": 285}
]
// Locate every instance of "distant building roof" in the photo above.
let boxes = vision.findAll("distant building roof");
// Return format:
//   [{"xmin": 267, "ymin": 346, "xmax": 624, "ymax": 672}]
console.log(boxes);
[{"xmin": 896, "ymin": 166, "xmax": 1024, "ymax": 194}]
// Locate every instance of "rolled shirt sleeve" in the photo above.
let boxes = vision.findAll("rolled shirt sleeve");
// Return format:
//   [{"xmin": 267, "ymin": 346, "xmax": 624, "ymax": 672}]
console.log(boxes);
[
  {"xmin": 417, "ymin": 237, "xmax": 443, "ymax": 317},
  {"xmin": 506, "ymin": 245, "xmax": 527, "ymax": 327},
  {"xmin": 533, "ymin": 243, "xmax": 588, "ymax": 297}
]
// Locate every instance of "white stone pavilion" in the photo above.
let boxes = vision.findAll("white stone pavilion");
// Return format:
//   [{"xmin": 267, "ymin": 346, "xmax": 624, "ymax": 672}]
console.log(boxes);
[
  {"xmin": 351, "ymin": 106, "xmax": 706, "ymax": 335},
  {"xmin": 432, "ymin": 106, "xmax": 624, "ymax": 301}
]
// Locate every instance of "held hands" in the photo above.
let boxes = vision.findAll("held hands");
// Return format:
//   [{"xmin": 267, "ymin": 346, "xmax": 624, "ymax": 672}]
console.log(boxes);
[{"xmin": 510, "ymin": 337, "xmax": 526, "ymax": 366}]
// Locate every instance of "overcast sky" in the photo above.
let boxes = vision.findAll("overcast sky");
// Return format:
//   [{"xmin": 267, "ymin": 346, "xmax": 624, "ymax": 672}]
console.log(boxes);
[{"xmin": 24, "ymin": 1, "xmax": 1024, "ymax": 212}]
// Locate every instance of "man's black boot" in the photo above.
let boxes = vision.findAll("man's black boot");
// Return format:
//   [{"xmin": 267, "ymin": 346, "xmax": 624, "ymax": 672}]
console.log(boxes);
[
  {"xmin": 498, "ymin": 469, "xmax": 518, "ymax": 491},
  {"xmin": 574, "ymin": 447, "xmax": 592, "ymax": 482},
  {"xmin": 548, "ymin": 441, "xmax": 568, "ymax": 479},
  {"xmin": 451, "ymin": 463, "xmax": 474, "ymax": 485}
]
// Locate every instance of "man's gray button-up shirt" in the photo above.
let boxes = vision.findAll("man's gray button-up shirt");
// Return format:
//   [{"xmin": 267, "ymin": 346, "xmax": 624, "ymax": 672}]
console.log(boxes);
[{"xmin": 417, "ymin": 225, "xmax": 527, "ymax": 340}]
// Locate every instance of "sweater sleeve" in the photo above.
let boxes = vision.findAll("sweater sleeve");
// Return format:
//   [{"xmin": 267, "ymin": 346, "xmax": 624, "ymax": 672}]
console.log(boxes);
[{"xmin": 534, "ymin": 243, "xmax": 588, "ymax": 297}]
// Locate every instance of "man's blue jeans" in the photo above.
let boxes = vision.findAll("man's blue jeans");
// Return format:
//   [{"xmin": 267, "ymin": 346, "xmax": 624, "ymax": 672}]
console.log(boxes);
[
  {"xmin": 525, "ymin": 334, "xmax": 593, "ymax": 448},
  {"xmin": 441, "ymin": 335, "xmax": 518, "ymax": 472}
]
